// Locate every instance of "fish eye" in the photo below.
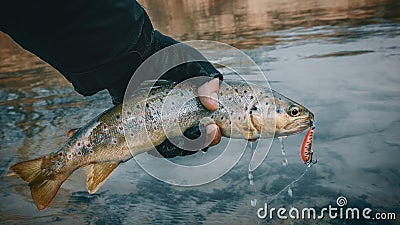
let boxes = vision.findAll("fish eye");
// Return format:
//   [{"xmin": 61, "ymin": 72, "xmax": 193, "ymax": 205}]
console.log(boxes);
[{"xmin": 288, "ymin": 105, "xmax": 301, "ymax": 117}]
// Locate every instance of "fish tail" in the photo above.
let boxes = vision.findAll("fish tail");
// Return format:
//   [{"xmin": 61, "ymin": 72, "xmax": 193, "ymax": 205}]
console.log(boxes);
[{"xmin": 9, "ymin": 157, "xmax": 69, "ymax": 210}]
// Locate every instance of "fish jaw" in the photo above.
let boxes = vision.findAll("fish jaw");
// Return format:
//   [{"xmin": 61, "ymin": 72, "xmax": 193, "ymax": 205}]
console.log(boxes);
[{"xmin": 272, "ymin": 90, "xmax": 314, "ymax": 137}]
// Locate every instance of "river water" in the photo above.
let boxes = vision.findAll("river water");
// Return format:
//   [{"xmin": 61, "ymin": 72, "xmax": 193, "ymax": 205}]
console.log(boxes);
[{"xmin": 1, "ymin": 0, "xmax": 399, "ymax": 224}]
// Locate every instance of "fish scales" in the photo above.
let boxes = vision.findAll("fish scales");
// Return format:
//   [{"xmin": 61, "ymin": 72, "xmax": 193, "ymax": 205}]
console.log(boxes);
[{"xmin": 9, "ymin": 80, "xmax": 314, "ymax": 210}]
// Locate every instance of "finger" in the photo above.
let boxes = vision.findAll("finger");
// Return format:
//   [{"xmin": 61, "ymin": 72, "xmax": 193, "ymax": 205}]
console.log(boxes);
[
  {"xmin": 205, "ymin": 124, "xmax": 221, "ymax": 146},
  {"xmin": 198, "ymin": 78, "xmax": 219, "ymax": 111}
]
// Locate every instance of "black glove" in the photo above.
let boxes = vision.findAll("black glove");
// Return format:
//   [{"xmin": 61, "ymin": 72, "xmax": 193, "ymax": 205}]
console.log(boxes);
[
  {"xmin": 155, "ymin": 125, "xmax": 209, "ymax": 158},
  {"xmin": 2, "ymin": 0, "xmax": 221, "ymax": 157},
  {"xmin": 108, "ymin": 30, "xmax": 223, "ymax": 105},
  {"xmin": 108, "ymin": 30, "xmax": 223, "ymax": 157}
]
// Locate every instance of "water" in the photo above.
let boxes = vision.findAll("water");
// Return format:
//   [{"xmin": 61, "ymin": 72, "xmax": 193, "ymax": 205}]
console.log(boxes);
[{"xmin": 1, "ymin": 0, "xmax": 400, "ymax": 224}]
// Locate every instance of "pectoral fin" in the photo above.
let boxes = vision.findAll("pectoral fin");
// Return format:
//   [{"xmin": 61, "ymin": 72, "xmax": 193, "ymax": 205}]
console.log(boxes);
[
  {"xmin": 84, "ymin": 162, "xmax": 119, "ymax": 194},
  {"xmin": 234, "ymin": 117, "xmax": 257, "ymax": 140},
  {"xmin": 236, "ymin": 125, "xmax": 255, "ymax": 140}
]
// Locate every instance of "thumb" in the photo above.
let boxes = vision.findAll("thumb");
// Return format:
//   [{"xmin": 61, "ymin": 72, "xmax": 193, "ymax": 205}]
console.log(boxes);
[{"xmin": 198, "ymin": 78, "xmax": 220, "ymax": 111}]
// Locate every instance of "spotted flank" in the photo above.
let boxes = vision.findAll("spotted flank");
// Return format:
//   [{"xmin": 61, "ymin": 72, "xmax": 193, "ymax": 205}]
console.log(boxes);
[
  {"xmin": 66, "ymin": 152, "xmax": 74, "ymax": 160},
  {"xmin": 111, "ymin": 138, "xmax": 118, "ymax": 144},
  {"xmin": 300, "ymin": 127, "xmax": 317, "ymax": 166},
  {"xmin": 117, "ymin": 124, "xmax": 124, "ymax": 132},
  {"xmin": 76, "ymin": 149, "xmax": 83, "ymax": 156},
  {"xmin": 76, "ymin": 141, "xmax": 82, "ymax": 148}
]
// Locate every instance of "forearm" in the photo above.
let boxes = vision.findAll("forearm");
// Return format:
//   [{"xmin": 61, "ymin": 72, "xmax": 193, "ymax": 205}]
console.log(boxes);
[
  {"xmin": 0, "ymin": 0, "xmax": 222, "ymax": 104},
  {"xmin": 1, "ymin": 0, "xmax": 152, "ymax": 96}
]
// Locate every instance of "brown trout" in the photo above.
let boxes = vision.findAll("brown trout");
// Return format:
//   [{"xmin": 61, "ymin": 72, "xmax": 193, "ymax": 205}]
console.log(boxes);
[{"xmin": 9, "ymin": 80, "xmax": 314, "ymax": 210}]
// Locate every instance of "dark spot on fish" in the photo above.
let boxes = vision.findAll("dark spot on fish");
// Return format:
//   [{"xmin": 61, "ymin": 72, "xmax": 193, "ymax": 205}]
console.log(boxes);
[
  {"xmin": 235, "ymin": 89, "xmax": 238, "ymax": 93},
  {"xmin": 136, "ymin": 105, "xmax": 140, "ymax": 109},
  {"xmin": 127, "ymin": 111, "xmax": 131, "ymax": 115},
  {"xmin": 87, "ymin": 143, "xmax": 91, "ymax": 148},
  {"xmin": 279, "ymin": 98, "xmax": 282, "ymax": 100},
  {"xmin": 244, "ymin": 90, "xmax": 247, "ymax": 94},
  {"xmin": 229, "ymin": 97, "xmax": 232, "ymax": 101},
  {"xmin": 58, "ymin": 152, "xmax": 63, "ymax": 156},
  {"xmin": 220, "ymin": 116, "xmax": 224, "ymax": 120},
  {"xmin": 146, "ymin": 103, "xmax": 149, "ymax": 108},
  {"xmin": 229, "ymin": 121, "xmax": 231, "ymax": 125},
  {"xmin": 244, "ymin": 106, "xmax": 248, "ymax": 111},
  {"xmin": 238, "ymin": 116, "xmax": 241, "ymax": 120},
  {"xmin": 250, "ymin": 96, "xmax": 254, "ymax": 100},
  {"xmin": 252, "ymin": 106, "xmax": 258, "ymax": 111},
  {"xmin": 265, "ymin": 102, "xmax": 268, "ymax": 105},
  {"xmin": 276, "ymin": 108, "xmax": 282, "ymax": 114},
  {"xmin": 116, "ymin": 115, "xmax": 120, "ymax": 119},
  {"xmin": 211, "ymin": 115, "xmax": 214, "ymax": 119},
  {"xmin": 249, "ymin": 111, "xmax": 252, "ymax": 115},
  {"xmin": 225, "ymin": 87, "xmax": 229, "ymax": 91}
]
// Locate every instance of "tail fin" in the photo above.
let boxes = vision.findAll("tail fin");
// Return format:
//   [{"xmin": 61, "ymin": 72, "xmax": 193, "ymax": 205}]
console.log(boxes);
[{"xmin": 10, "ymin": 157, "xmax": 69, "ymax": 210}]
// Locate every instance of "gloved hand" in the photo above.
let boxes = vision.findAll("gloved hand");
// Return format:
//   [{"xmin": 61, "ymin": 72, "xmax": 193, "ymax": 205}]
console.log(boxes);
[
  {"xmin": 108, "ymin": 30, "xmax": 223, "ymax": 157},
  {"xmin": 108, "ymin": 30, "xmax": 222, "ymax": 104},
  {"xmin": 154, "ymin": 31, "xmax": 223, "ymax": 150},
  {"xmin": 1, "ymin": 0, "xmax": 222, "ymax": 155}
]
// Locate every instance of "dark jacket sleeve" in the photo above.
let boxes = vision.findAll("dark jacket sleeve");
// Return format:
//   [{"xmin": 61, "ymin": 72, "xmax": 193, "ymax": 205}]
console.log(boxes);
[
  {"xmin": 0, "ymin": 0, "xmax": 222, "ymax": 104},
  {"xmin": 1, "ymin": 0, "xmax": 151, "ymax": 96}
]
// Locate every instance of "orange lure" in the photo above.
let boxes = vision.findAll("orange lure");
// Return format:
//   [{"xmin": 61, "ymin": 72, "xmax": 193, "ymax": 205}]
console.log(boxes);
[{"xmin": 301, "ymin": 127, "xmax": 317, "ymax": 166}]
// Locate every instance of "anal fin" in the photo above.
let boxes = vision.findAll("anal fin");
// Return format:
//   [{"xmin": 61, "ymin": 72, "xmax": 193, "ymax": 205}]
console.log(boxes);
[{"xmin": 84, "ymin": 162, "xmax": 119, "ymax": 194}]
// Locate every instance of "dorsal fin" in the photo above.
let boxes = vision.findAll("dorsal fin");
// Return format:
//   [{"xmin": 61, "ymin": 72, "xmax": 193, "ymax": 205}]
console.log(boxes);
[
  {"xmin": 66, "ymin": 128, "xmax": 79, "ymax": 138},
  {"xmin": 84, "ymin": 162, "xmax": 119, "ymax": 194},
  {"xmin": 139, "ymin": 79, "xmax": 175, "ymax": 88}
]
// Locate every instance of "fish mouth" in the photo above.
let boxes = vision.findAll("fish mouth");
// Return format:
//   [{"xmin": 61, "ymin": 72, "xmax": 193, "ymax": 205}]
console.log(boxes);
[
  {"xmin": 281, "ymin": 114, "xmax": 314, "ymax": 136},
  {"xmin": 308, "ymin": 111, "xmax": 315, "ymax": 127}
]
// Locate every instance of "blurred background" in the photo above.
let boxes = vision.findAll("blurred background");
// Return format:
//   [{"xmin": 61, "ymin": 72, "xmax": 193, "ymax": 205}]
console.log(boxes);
[{"xmin": 0, "ymin": 0, "xmax": 399, "ymax": 224}]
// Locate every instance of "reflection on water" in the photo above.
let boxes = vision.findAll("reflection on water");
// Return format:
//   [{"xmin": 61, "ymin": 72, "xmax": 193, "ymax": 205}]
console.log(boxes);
[
  {"xmin": 1, "ymin": 0, "xmax": 400, "ymax": 224},
  {"xmin": 141, "ymin": 0, "xmax": 400, "ymax": 48}
]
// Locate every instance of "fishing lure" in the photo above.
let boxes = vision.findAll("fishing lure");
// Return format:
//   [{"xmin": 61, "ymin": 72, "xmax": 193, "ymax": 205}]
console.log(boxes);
[{"xmin": 301, "ymin": 127, "xmax": 317, "ymax": 166}]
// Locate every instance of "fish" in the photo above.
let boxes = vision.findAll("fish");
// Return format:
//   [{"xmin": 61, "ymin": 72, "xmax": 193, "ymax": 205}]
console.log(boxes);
[
  {"xmin": 300, "ymin": 126, "xmax": 317, "ymax": 166},
  {"xmin": 9, "ymin": 80, "xmax": 314, "ymax": 210}
]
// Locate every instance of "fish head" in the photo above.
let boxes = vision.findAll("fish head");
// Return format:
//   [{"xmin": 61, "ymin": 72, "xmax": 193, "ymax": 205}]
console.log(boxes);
[
  {"xmin": 272, "ymin": 90, "xmax": 314, "ymax": 137},
  {"xmin": 249, "ymin": 89, "xmax": 314, "ymax": 138}
]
